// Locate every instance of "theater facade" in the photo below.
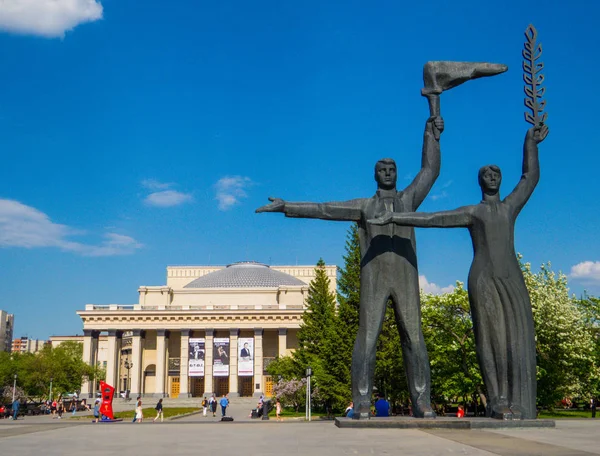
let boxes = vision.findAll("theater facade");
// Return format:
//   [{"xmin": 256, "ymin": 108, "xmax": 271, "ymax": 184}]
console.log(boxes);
[{"xmin": 77, "ymin": 261, "xmax": 336, "ymax": 399}]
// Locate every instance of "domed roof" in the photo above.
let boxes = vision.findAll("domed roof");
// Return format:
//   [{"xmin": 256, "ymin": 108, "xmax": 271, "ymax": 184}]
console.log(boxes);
[{"xmin": 184, "ymin": 262, "xmax": 306, "ymax": 288}]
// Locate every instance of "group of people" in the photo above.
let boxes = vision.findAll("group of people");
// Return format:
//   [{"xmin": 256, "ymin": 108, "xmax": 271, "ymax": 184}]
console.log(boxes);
[
  {"xmin": 201, "ymin": 394, "xmax": 229, "ymax": 417},
  {"xmin": 345, "ymin": 393, "xmax": 391, "ymax": 419}
]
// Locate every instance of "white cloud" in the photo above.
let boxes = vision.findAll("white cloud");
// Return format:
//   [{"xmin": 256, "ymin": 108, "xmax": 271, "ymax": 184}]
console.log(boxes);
[
  {"xmin": 0, "ymin": 0, "xmax": 103, "ymax": 38},
  {"xmin": 141, "ymin": 180, "xmax": 193, "ymax": 208},
  {"xmin": 431, "ymin": 180, "xmax": 453, "ymax": 201},
  {"xmin": 141, "ymin": 179, "xmax": 172, "ymax": 191},
  {"xmin": 215, "ymin": 176, "xmax": 253, "ymax": 211},
  {"xmin": 569, "ymin": 261, "xmax": 600, "ymax": 283},
  {"xmin": 0, "ymin": 198, "xmax": 142, "ymax": 256},
  {"xmin": 430, "ymin": 191, "xmax": 448, "ymax": 201},
  {"xmin": 145, "ymin": 190, "xmax": 193, "ymax": 207},
  {"xmin": 419, "ymin": 275, "xmax": 455, "ymax": 295}
]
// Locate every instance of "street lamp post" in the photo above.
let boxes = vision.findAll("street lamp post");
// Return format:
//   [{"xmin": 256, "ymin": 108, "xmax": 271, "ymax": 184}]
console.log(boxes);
[
  {"xmin": 49, "ymin": 377, "xmax": 53, "ymax": 401},
  {"xmin": 123, "ymin": 359, "xmax": 133, "ymax": 398},
  {"xmin": 305, "ymin": 367, "xmax": 312, "ymax": 422},
  {"xmin": 12, "ymin": 374, "xmax": 17, "ymax": 403}
]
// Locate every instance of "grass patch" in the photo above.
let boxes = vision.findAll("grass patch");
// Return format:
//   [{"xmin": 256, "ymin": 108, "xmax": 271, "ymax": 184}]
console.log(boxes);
[
  {"xmin": 115, "ymin": 407, "xmax": 199, "ymax": 420},
  {"xmin": 538, "ymin": 409, "xmax": 593, "ymax": 419},
  {"xmin": 267, "ymin": 408, "xmax": 327, "ymax": 418}
]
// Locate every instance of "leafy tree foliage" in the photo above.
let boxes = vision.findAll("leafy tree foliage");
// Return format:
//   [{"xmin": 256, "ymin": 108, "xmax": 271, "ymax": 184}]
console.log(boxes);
[
  {"xmin": 522, "ymin": 260, "xmax": 599, "ymax": 408},
  {"xmin": 421, "ymin": 283, "xmax": 483, "ymax": 406},
  {"xmin": 0, "ymin": 341, "xmax": 102, "ymax": 398}
]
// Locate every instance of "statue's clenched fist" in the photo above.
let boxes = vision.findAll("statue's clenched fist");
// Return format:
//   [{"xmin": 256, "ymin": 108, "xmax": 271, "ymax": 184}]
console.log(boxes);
[{"xmin": 427, "ymin": 116, "xmax": 444, "ymax": 139}]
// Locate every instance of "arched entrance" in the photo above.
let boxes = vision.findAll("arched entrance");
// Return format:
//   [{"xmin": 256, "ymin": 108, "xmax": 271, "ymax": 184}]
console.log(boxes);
[{"xmin": 143, "ymin": 364, "xmax": 156, "ymax": 396}]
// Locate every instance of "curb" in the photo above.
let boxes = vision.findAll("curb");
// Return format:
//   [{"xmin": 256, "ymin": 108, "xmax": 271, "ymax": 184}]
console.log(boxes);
[{"xmin": 169, "ymin": 410, "xmax": 203, "ymax": 421}]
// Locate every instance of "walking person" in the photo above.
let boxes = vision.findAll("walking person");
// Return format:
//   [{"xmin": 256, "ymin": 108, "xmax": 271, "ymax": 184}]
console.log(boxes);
[
  {"xmin": 210, "ymin": 395, "xmax": 217, "ymax": 417},
  {"xmin": 220, "ymin": 394, "xmax": 229, "ymax": 417},
  {"xmin": 132, "ymin": 396, "xmax": 141, "ymax": 423},
  {"xmin": 135, "ymin": 397, "xmax": 143, "ymax": 423},
  {"xmin": 11, "ymin": 397, "xmax": 20, "ymax": 420},
  {"xmin": 93, "ymin": 399, "xmax": 101, "ymax": 423},
  {"xmin": 57, "ymin": 400, "xmax": 64, "ymax": 419},
  {"xmin": 276, "ymin": 399, "xmax": 282, "ymax": 421},
  {"xmin": 153, "ymin": 399, "xmax": 163, "ymax": 423},
  {"xmin": 202, "ymin": 397, "xmax": 208, "ymax": 417}
]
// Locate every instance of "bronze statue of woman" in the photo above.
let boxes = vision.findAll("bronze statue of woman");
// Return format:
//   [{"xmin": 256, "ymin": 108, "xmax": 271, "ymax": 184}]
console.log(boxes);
[{"xmin": 369, "ymin": 124, "xmax": 549, "ymax": 419}]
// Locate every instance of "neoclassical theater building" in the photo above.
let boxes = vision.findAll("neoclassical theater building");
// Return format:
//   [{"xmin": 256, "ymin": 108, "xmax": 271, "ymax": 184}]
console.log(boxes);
[{"xmin": 77, "ymin": 262, "xmax": 336, "ymax": 399}]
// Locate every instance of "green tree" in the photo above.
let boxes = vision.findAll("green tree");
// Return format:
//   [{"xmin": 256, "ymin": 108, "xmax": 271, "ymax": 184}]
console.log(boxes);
[
  {"xmin": 522, "ymin": 260, "xmax": 599, "ymax": 408},
  {"xmin": 0, "ymin": 342, "xmax": 100, "ymax": 398},
  {"xmin": 421, "ymin": 283, "xmax": 483, "ymax": 407},
  {"xmin": 374, "ymin": 304, "xmax": 408, "ymax": 404},
  {"xmin": 326, "ymin": 224, "xmax": 361, "ymax": 407},
  {"xmin": 295, "ymin": 258, "xmax": 336, "ymax": 364},
  {"xmin": 265, "ymin": 355, "xmax": 302, "ymax": 381},
  {"xmin": 293, "ymin": 258, "xmax": 340, "ymax": 410},
  {"xmin": 574, "ymin": 294, "xmax": 600, "ymax": 397}
]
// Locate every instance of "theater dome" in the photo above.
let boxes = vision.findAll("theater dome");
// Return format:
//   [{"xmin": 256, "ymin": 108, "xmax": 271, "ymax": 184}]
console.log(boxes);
[{"xmin": 183, "ymin": 261, "xmax": 306, "ymax": 288}]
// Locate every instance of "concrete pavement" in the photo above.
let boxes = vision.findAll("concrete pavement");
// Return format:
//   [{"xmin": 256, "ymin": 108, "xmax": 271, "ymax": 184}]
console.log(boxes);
[{"xmin": 1, "ymin": 412, "xmax": 599, "ymax": 455}]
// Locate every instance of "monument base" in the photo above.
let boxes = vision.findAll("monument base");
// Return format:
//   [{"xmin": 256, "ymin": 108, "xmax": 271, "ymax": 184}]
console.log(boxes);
[{"xmin": 334, "ymin": 416, "xmax": 555, "ymax": 429}]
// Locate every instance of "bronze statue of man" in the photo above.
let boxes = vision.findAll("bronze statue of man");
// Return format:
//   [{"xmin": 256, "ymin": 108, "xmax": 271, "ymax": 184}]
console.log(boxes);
[{"xmin": 257, "ymin": 116, "xmax": 444, "ymax": 419}]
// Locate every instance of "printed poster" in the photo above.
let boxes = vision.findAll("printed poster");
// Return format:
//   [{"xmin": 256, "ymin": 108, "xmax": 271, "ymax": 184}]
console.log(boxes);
[
  {"xmin": 237, "ymin": 337, "xmax": 254, "ymax": 376},
  {"xmin": 188, "ymin": 338, "xmax": 205, "ymax": 377},
  {"xmin": 213, "ymin": 338, "xmax": 230, "ymax": 376}
]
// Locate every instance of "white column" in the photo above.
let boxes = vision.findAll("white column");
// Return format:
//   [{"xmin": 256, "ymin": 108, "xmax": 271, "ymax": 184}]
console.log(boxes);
[
  {"xmin": 130, "ymin": 330, "xmax": 144, "ymax": 396},
  {"xmin": 105, "ymin": 329, "xmax": 123, "ymax": 394},
  {"xmin": 229, "ymin": 329, "xmax": 239, "ymax": 397},
  {"xmin": 155, "ymin": 329, "xmax": 167, "ymax": 397},
  {"xmin": 180, "ymin": 330, "xmax": 190, "ymax": 398},
  {"xmin": 80, "ymin": 329, "xmax": 94, "ymax": 397},
  {"xmin": 204, "ymin": 329, "xmax": 214, "ymax": 396},
  {"xmin": 254, "ymin": 328, "xmax": 263, "ymax": 397},
  {"xmin": 278, "ymin": 328, "xmax": 287, "ymax": 357},
  {"xmin": 90, "ymin": 333, "xmax": 99, "ymax": 397}
]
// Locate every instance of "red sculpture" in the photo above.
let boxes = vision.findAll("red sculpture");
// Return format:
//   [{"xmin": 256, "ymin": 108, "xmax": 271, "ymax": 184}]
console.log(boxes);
[{"xmin": 99, "ymin": 381, "xmax": 115, "ymax": 420}]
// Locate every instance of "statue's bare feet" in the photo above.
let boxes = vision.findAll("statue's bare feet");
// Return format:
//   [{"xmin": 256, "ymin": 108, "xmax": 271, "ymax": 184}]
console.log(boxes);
[
  {"xmin": 510, "ymin": 404, "xmax": 525, "ymax": 420},
  {"xmin": 352, "ymin": 401, "xmax": 371, "ymax": 420},
  {"xmin": 413, "ymin": 402, "xmax": 436, "ymax": 419},
  {"xmin": 490, "ymin": 398, "xmax": 513, "ymax": 420}
]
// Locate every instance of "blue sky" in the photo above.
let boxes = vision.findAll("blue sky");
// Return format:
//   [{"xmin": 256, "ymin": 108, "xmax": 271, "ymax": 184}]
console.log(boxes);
[{"xmin": 1, "ymin": 0, "xmax": 599, "ymax": 339}]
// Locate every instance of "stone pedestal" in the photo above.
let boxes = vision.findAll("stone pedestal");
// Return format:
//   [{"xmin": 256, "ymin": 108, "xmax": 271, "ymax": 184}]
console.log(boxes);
[{"xmin": 334, "ymin": 417, "xmax": 556, "ymax": 429}]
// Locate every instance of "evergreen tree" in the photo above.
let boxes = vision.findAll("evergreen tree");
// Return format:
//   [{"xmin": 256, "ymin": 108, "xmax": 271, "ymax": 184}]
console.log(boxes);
[
  {"xmin": 374, "ymin": 304, "xmax": 408, "ymax": 404},
  {"xmin": 293, "ymin": 258, "xmax": 340, "ymax": 410},
  {"xmin": 332, "ymin": 224, "xmax": 361, "ymax": 392},
  {"xmin": 295, "ymin": 258, "xmax": 336, "ymax": 364}
]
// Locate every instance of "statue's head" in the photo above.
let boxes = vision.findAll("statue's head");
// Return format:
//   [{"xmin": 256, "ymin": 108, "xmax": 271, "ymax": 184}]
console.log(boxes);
[
  {"xmin": 478, "ymin": 165, "xmax": 502, "ymax": 195},
  {"xmin": 374, "ymin": 158, "xmax": 397, "ymax": 191}
]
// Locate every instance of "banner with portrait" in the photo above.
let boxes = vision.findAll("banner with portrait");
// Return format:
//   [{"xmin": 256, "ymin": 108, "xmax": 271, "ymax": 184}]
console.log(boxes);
[
  {"xmin": 237, "ymin": 337, "xmax": 254, "ymax": 376},
  {"xmin": 188, "ymin": 338, "xmax": 205, "ymax": 377},
  {"xmin": 213, "ymin": 338, "xmax": 230, "ymax": 377}
]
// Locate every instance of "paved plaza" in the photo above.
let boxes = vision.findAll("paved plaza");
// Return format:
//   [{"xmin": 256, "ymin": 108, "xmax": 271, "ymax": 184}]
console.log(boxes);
[{"xmin": 1, "ymin": 404, "xmax": 599, "ymax": 456}]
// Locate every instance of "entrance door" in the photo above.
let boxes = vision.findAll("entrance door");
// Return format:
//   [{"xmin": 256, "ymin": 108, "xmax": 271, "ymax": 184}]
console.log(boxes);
[
  {"xmin": 239, "ymin": 377, "xmax": 253, "ymax": 397},
  {"xmin": 192, "ymin": 377, "xmax": 205, "ymax": 397},
  {"xmin": 170, "ymin": 377, "xmax": 180, "ymax": 398},
  {"xmin": 214, "ymin": 377, "xmax": 229, "ymax": 397},
  {"xmin": 264, "ymin": 376, "xmax": 274, "ymax": 398}
]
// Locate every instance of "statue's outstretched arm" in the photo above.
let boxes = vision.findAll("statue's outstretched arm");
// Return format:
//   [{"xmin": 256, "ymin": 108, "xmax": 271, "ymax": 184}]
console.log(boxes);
[
  {"xmin": 368, "ymin": 206, "xmax": 473, "ymax": 228},
  {"xmin": 256, "ymin": 197, "xmax": 363, "ymax": 222},
  {"xmin": 504, "ymin": 124, "xmax": 548, "ymax": 214},
  {"xmin": 404, "ymin": 116, "xmax": 444, "ymax": 210}
]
